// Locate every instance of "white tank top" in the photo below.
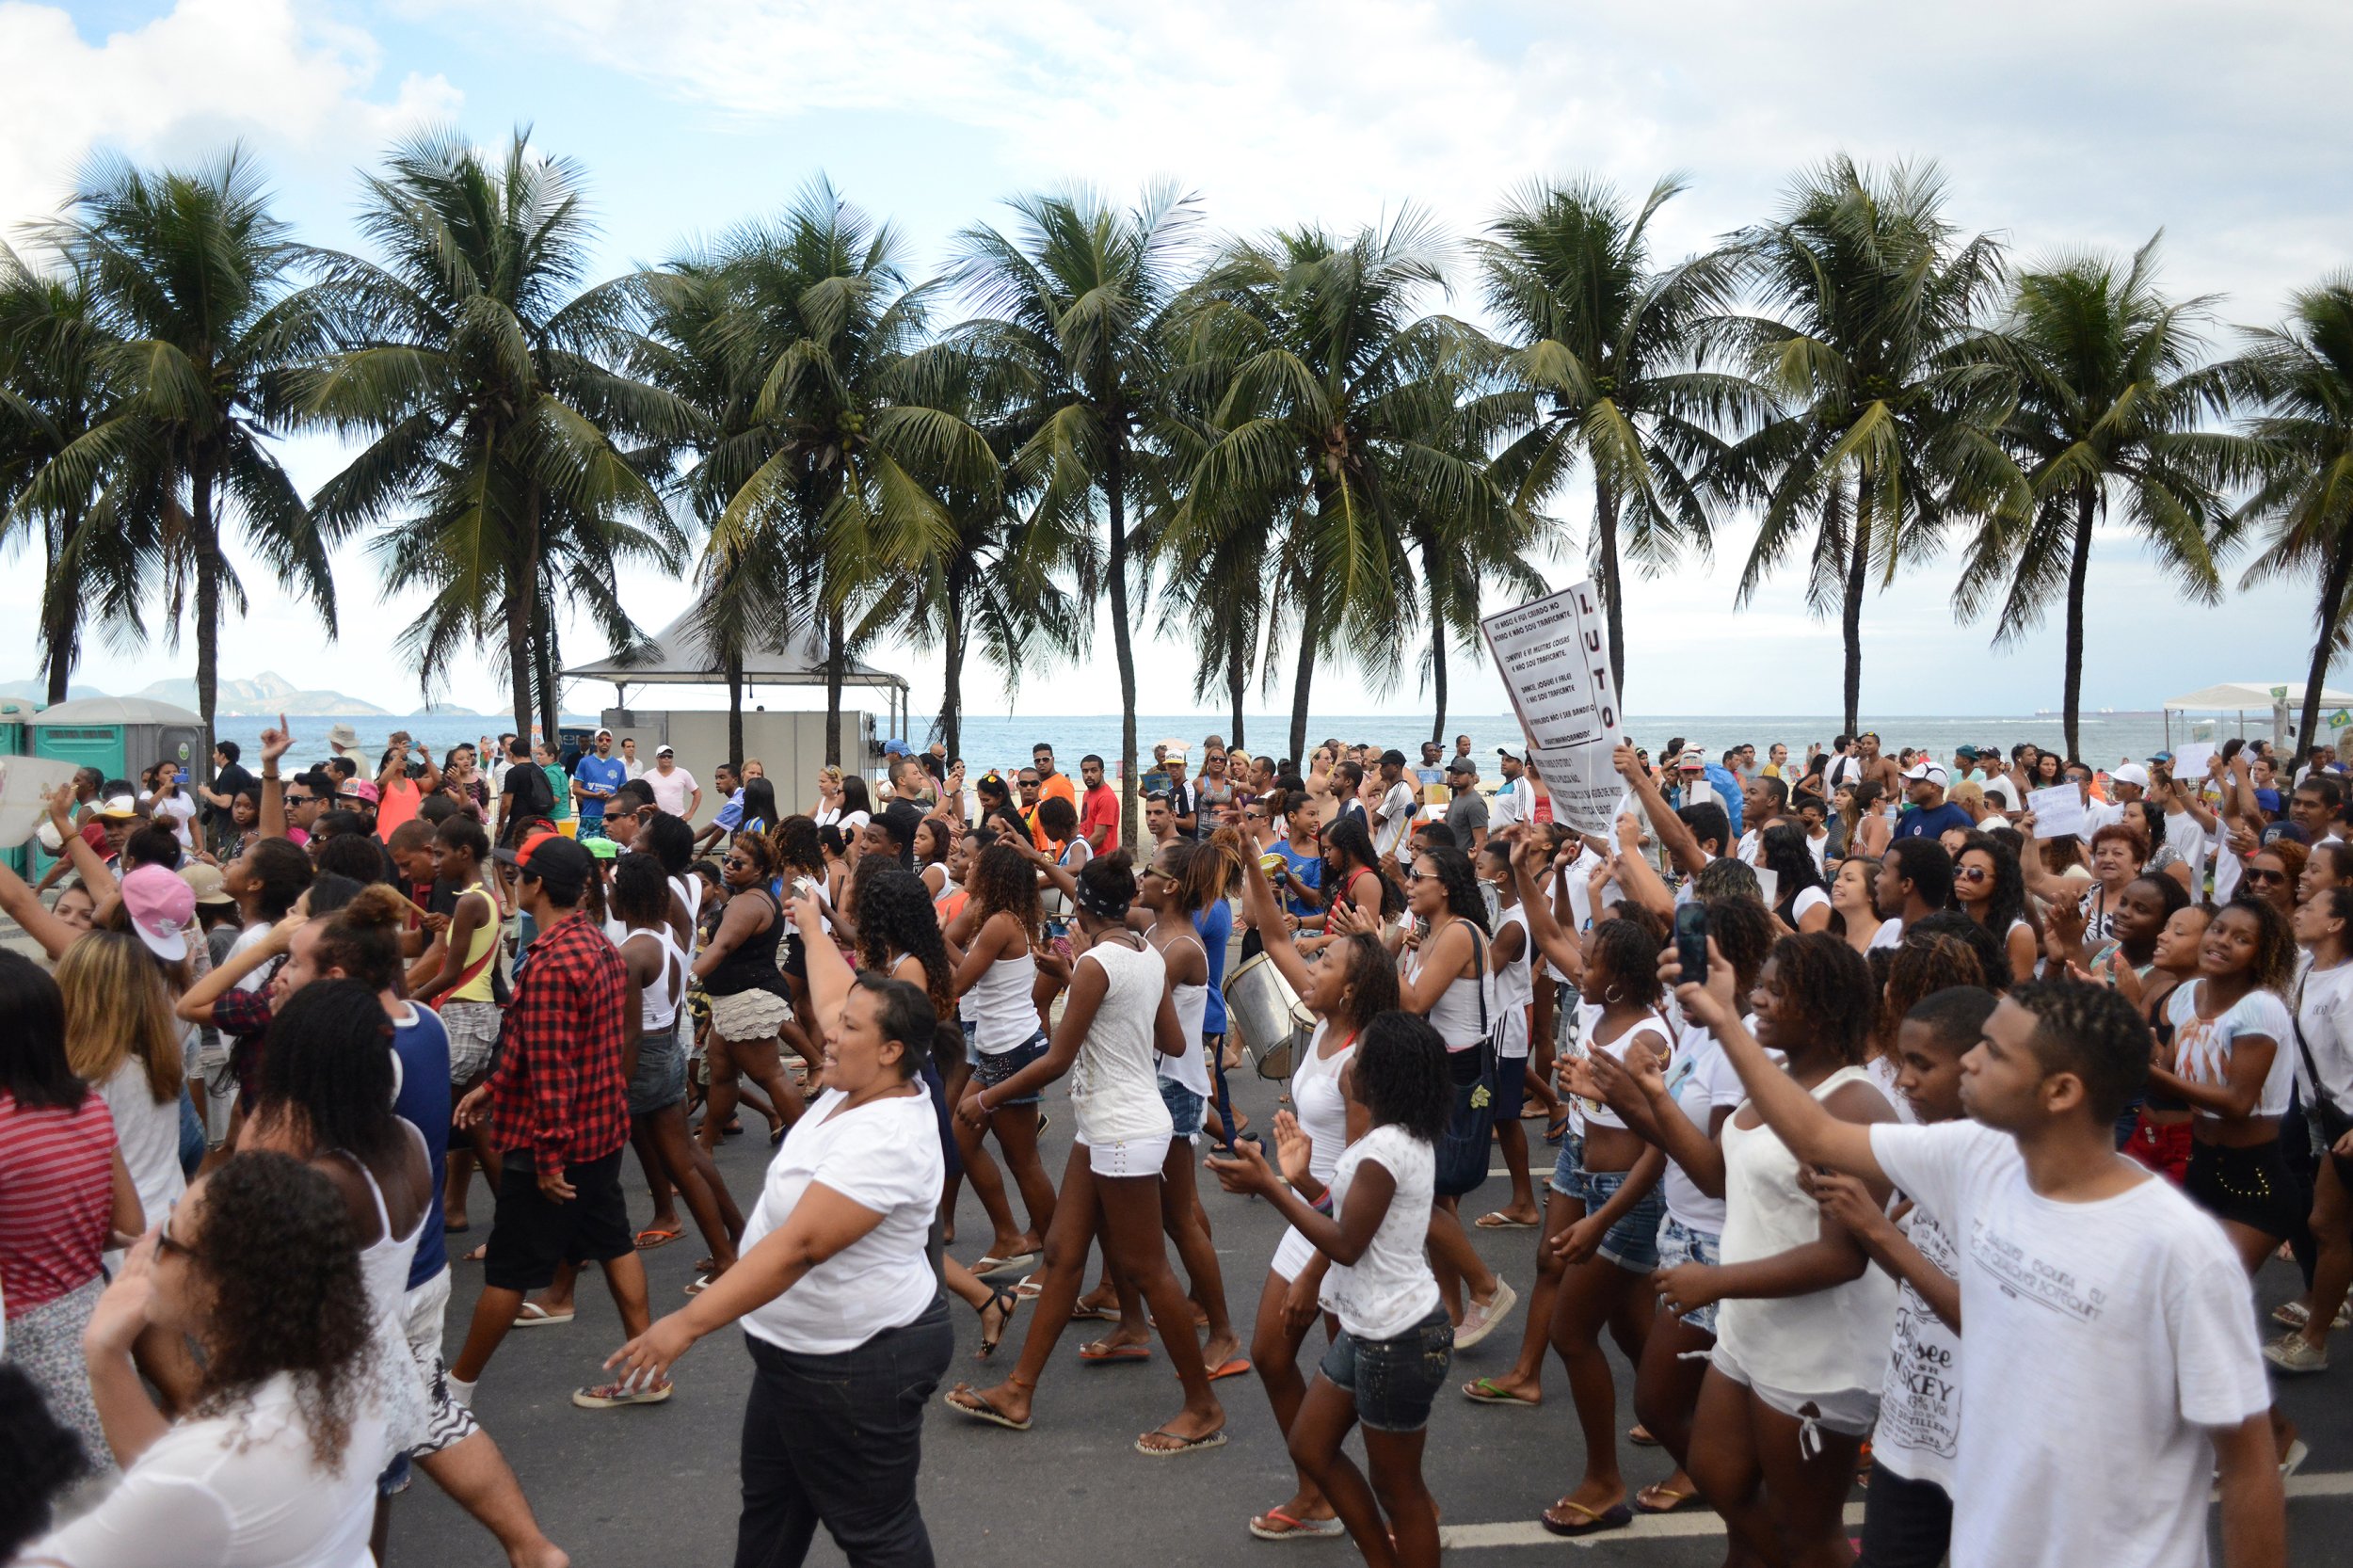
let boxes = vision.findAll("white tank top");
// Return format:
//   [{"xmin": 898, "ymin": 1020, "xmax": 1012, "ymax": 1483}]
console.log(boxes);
[
  {"xmin": 627, "ymin": 925, "xmax": 686, "ymax": 1033},
  {"xmin": 1158, "ymin": 931, "xmax": 1212, "ymax": 1096},
  {"xmin": 669, "ymin": 872, "xmax": 702, "ymax": 956},
  {"xmin": 1068, "ymin": 939, "xmax": 1175, "ymax": 1147},
  {"xmin": 1716, "ymin": 1064, "xmax": 1899, "ymax": 1395},
  {"xmin": 1579, "ymin": 1016, "xmax": 1673, "ymax": 1132},
  {"xmin": 964, "ymin": 929, "xmax": 1040, "ymax": 1054},
  {"xmin": 1293, "ymin": 1021, "xmax": 1359, "ymax": 1182},
  {"xmin": 1406, "ymin": 920, "xmax": 1492, "ymax": 1048},
  {"xmin": 339, "ymin": 1134, "xmax": 428, "ymax": 1452}
]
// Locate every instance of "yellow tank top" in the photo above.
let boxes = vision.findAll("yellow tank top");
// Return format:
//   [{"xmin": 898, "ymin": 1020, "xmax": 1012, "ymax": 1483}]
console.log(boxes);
[{"xmin": 452, "ymin": 880, "xmax": 499, "ymax": 1003}]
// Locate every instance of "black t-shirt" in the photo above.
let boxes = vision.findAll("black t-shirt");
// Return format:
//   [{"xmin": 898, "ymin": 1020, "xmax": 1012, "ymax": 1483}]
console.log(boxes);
[
  {"xmin": 501, "ymin": 760, "xmax": 553, "ymax": 822},
  {"xmin": 208, "ymin": 761, "xmax": 255, "ymax": 836}
]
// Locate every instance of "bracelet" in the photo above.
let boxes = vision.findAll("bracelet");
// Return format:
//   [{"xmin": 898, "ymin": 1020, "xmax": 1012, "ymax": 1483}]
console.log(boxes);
[{"xmin": 1310, "ymin": 1192, "xmax": 1334, "ymax": 1216}]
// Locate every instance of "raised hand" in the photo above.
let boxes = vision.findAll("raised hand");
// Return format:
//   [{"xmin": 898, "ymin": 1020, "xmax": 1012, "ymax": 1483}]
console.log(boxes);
[
  {"xmin": 1661, "ymin": 935, "xmax": 1738, "ymax": 1032},
  {"xmin": 260, "ymin": 715, "xmax": 294, "ymax": 767},
  {"xmin": 1271, "ymin": 1109, "xmax": 1312, "ymax": 1188}
]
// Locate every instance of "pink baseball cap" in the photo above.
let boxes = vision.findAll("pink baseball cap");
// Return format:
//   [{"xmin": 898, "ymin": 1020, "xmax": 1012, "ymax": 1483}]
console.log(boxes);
[
  {"xmin": 341, "ymin": 778, "xmax": 382, "ymax": 805},
  {"xmin": 120, "ymin": 864, "xmax": 194, "ymax": 962}
]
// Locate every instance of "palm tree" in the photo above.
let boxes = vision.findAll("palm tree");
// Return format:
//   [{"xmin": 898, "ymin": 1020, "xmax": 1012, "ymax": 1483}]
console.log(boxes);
[
  {"xmin": 1722, "ymin": 157, "xmax": 2014, "ymax": 733},
  {"xmin": 0, "ymin": 245, "xmax": 126, "ymax": 702},
  {"xmin": 2220, "ymin": 278, "xmax": 2353, "ymax": 767},
  {"xmin": 1955, "ymin": 238, "xmax": 2236, "ymax": 759},
  {"xmin": 950, "ymin": 184, "xmax": 1197, "ymax": 831},
  {"xmin": 1478, "ymin": 175, "xmax": 1753, "ymax": 701},
  {"xmin": 712, "ymin": 181, "xmax": 997, "ymax": 765},
  {"xmin": 1174, "ymin": 211, "xmax": 1500, "ymax": 765},
  {"xmin": 292, "ymin": 128, "xmax": 691, "ymax": 741},
  {"xmin": 23, "ymin": 149, "xmax": 331, "ymax": 768}
]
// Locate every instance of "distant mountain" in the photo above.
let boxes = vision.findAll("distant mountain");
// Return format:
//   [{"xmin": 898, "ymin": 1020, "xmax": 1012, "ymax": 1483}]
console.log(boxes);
[
  {"xmin": 128, "ymin": 672, "xmax": 398, "ymax": 717},
  {"xmin": 0, "ymin": 680, "xmax": 105, "ymax": 704}
]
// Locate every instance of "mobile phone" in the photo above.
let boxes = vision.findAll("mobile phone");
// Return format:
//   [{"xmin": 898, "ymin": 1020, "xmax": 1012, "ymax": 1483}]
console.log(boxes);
[{"xmin": 1674, "ymin": 903, "xmax": 1709, "ymax": 987}]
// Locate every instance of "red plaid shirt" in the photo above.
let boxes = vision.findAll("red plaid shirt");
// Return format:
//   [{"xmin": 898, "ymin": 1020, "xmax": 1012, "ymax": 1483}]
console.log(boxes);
[{"xmin": 486, "ymin": 910, "xmax": 632, "ymax": 1177}]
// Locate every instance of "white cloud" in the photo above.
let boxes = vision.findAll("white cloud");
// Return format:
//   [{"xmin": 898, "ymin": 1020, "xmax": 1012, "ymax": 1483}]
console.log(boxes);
[{"xmin": 0, "ymin": 0, "xmax": 458, "ymax": 235}]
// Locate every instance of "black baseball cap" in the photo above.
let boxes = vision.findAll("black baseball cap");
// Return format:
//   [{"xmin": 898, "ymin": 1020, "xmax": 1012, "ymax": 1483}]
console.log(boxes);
[
  {"xmin": 1444, "ymin": 756, "xmax": 1476, "ymax": 776},
  {"xmin": 492, "ymin": 832, "xmax": 595, "ymax": 888},
  {"xmin": 1379, "ymin": 748, "xmax": 1408, "ymax": 767}
]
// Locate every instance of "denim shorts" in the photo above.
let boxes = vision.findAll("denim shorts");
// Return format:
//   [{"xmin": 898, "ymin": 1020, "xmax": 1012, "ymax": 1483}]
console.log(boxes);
[
  {"xmin": 1548, "ymin": 1145, "xmax": 1665, "ymax": 1273},
  {"xmin": 1655, "ymin": 1216, "xmax": 1723, "ymax": 1333},
  {"xmin": 974, "ymin": 1029, "xmax": 1049, "ymax": 1106},
  {"xmin": 627, "ymin": 1023, "xmax": 686, "ymax": 1117},
  {"xmin": 1319, "ymin": 1308, "xmax": 1453, "ymax": 1432},
  {"xmin": 1158, "ymin": 1077, "xmax": 1205, "ymax": 1144}
]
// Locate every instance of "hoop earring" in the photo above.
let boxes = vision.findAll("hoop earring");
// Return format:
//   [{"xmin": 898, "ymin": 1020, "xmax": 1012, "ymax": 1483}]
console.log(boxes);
[{"xmin": 1604, "ymin": 984, "xmax": 1625, "ymax": 1004}]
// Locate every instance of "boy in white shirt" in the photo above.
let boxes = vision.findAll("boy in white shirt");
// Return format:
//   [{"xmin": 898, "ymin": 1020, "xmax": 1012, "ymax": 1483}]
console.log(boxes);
[{"xmin": 1664, "ymin": 957, "xmax": 2283, "ymax": 1568}]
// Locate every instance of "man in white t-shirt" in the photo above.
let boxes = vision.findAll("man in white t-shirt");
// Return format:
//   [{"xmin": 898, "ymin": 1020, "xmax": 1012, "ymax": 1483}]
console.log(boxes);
[
  {"xmin": 1667, "ymin": 963, "xmax": 2283, "ymax": 1568},
  {"xmin": 1370, "ymin": 748, "xmax": 1417, "ymax": 867},
  {"xmin": 645, "ymin": 746, "xmax": 700, "ymax": 818},
  {"xmin": 1492, "ymin": 749, "xmax": 1536, "ymax": 829}
]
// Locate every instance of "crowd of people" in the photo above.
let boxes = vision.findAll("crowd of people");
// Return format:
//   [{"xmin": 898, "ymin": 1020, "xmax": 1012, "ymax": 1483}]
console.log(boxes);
[{"xmin": 0, "ymin": 712, "xmax": 2345, "ymax": 1568}]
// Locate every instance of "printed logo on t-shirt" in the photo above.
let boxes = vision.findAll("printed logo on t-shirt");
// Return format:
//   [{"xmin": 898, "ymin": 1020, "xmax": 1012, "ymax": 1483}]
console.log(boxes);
[
  {"xmin": 1968, "ymin": 1216, "xmax": 2105, "ymax": 1322},
  {"xmin": 1877, "ymin": 1211, "xmax": 1961, "ymax": 1464}
]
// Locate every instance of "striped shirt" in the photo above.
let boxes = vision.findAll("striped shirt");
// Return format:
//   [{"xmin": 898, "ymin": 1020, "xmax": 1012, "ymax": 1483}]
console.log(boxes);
[{"xmin": 0, "ymin": 1088, "xmax": 115, "ymax": 1319}]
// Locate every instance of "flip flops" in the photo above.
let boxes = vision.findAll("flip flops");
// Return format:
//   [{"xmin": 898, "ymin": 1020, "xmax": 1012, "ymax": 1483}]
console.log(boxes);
[
  {"xmin": 511, "ymin": 1302, "xmax": 572, "ymax": 1328},
  {"xmin": 1248, "ymin": 1509, "xmax": 1344, "ymax": 1541},
  {"xmin": 1204, "ymin": 1356, "xmax": 1254, "ymax": 1383},
  {"xmin": 944, "ymin": 1386, "xmax": 1032, "ymax": 1431},
  {"xmin": 1135, "ymin": 1427, "xmax": 1227, "ymax": 1457},
  {"xmin": 1079, "ymin": 1339, "xmax": 1152, "ymax": 1364},
  {"xmin": 1474, "ymin": 1211, "xmax": 1539, "ymax": 1229},
  {"xmin": 1541, "ymin": 1499, "xmax": 1632, "ymax": 1537},
  {"xmin": 973, "ymin": 1251, "xmax": 1039, "ymax": 1279},
  {"xmin": 633, "ymin": 1226, "xmax": 682, "ymax": 1250},
  {"xmin": 1461, "ymin": 1377, "xmax": 1539, "ymax": 1407},
  {"xmin": 1635, "ymin": 1482, "xmax": 1699, "ymax": 1514}
]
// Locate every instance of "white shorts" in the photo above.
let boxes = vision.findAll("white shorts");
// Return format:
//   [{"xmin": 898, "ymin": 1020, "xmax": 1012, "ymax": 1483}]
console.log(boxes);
[
  {"xmin": 1077, "ymin": 1134, "xmax": 1166, "ymax": 1179},
  {"xmin": 1272, "ymin": 1226, "xmax": 1316, "ymax": 1283},
  {"xmin": 710, "ymin": 987, "xmax": 792, "ymax": 1043},
  {"xmin": 1709, "ymin": 1342, "xmax": 1880, "ymax": 1443},
  {"xmin": 400, "ymin": 1265, "xmax": 478, "ymax": 1457}
]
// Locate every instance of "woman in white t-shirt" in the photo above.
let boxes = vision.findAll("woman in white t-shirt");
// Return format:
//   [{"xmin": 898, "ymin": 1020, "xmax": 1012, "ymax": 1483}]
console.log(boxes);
[
  {"xmin": 27, "ymin": 1151, "xmax": 387, "ymax": 1568},
  {"xmin": 1207, "ymin": 1012, "xmax": 1453, "ymax": 1568},
  {"xmin": 945, "ymin": 855, "xmax": 1228, "ymax": 1456},
  {"xmin": 1828, "ymin": 856, "xmax": 1887, "ymax": 956},
  {"xmin": 2148, "ymin": 897, "xmax": 2303, "ymax": 1272},
  {"xmin": 146, "ymin": 762, "xmax": 200, "ymax": 851},
  {"xmin": 2272, "ymin": 888, "xmax": 2353, "ymax": 1369},
  {"xmin": 1650, "ymin": 933, "xmax": 1899, "ymax": 1567},
  {"xmin": 56, "ymin": 932, "xmax": 186, "ymax": 1247},
  {"xmin": 606, "ymin": 912, "xmax": 952, "ymax": 1563}
]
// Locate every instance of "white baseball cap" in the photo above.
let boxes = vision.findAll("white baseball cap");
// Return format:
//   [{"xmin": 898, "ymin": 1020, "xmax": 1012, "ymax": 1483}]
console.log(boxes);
[
  {"xmin": 2109, "ymin": 763, "xmax": 2151, "ymax": 789},
  {"xmin": 1901, "ymin": 760, "xmax": 1950, "ymax": 787}
]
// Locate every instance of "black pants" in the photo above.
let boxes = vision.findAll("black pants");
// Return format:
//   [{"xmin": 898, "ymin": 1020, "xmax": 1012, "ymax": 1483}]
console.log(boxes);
[
  {"xmin": 1859, "ymin": 1464, "xmax": 1953, "ymax": 1568},
  {"xmin": 735, "ymin": 1297, "xmax": 953, "ymax": 1568}
]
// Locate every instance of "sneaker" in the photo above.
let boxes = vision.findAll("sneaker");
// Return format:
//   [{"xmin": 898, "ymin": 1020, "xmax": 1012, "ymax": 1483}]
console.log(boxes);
[
  {"xmin": 1453, "ymin": 1280, "xmax": 1520, "ymax": 1352},
  {"xmin": 572, "ymin": 1378, "xmax": 674, "ymax": 1409},
  {"xmin": 2264, "ymin": 1333, "xmax": 2329, "ymax": 1375}
]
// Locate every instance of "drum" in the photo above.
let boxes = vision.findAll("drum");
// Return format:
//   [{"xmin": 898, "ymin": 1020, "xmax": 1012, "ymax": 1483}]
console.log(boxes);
[{"xmin": 1224, "ymin": 951, "xmax": 1315, "ymax": 1080}]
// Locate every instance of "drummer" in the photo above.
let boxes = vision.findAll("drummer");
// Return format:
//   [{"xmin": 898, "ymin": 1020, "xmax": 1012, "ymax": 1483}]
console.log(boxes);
[{"xmin": 1227, "ymin": 844, "xmax": 1403, "ymax": 1541}]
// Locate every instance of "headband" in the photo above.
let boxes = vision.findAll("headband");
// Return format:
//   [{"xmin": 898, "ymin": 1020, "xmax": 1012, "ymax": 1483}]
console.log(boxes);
[{"xmin": 1075, "ymin": 879, "xmax": 1131, "ymax": 921}]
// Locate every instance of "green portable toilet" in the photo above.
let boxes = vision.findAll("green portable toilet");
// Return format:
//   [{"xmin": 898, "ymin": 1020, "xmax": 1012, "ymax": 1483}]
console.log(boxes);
[
  {"xmin": 0, "ymin": 699, "xmax": 26, "ymax": 759},
  {"xmin": 32, "ymin": 696, "xmax": 206, "ymax": 788}
]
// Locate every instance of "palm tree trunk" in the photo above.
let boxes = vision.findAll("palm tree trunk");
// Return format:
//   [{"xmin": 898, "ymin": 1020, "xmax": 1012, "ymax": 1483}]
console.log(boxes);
[
  {"xmin": 1595, "ymin": 481, "xmax": 1626, "ymax": 700},
  {"xmin": 1107, "ymin": 446, "xmax": 1138, "ymax": 842},
  {"xmin": 2061, "ymin": 485, "xmax": 2096, "ymax": 761},
  {"xmin": 40, "ymin": 524, "xmax": 78, "ymax": 706},
  {"xmin": 533, "ymin": 601, "xmax": 558, "ymax": 747},
  {"xmin": 2295, "ymin": 531, "xmax": 2353, "ymax": 770},
  {"xmin": 726, "ymin": 650, "xmax": 745, "ymax": 768},
  {"xmin": 1841, "ymin": 479, "xmax": 1869, "ymax": 737},
  {"xmin": 1226, "ymin": 632, "xmax": 1247, "ymax": 751},
  {"xmin": 191, "ymin": 469, "xmax": 221, "ymax": 780},
  {"xmin": 940, "ymin": 563, "xmax": 967, "ymax": 763},
  {"xmin": 1288, "ymin": 592, "xmax": 1321, "ymax": 769},
  {"xmin": 824, "ymin": 603, "xmax": 847, "ymax": 769},
  {"xmin": 509, "ymin": 486, "xmax": 541, "ymax": 742},
  {"xmin": 1429, "ymin": 604, "xmax": 1449, "ymax": 749}
]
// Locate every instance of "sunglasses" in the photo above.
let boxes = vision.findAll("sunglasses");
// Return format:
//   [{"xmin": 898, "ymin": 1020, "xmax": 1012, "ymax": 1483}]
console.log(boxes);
[
  {"xmin": 1403, "ymin": 868, "xmax": 1436, "ymax": 883},
  {"xmin": 1956, "ymin": 865, "xmax": 1992, "ymax": 883},
  {"xmin": 2244, "ymin": 868, "xmax": 2288, "ymax": 886}
]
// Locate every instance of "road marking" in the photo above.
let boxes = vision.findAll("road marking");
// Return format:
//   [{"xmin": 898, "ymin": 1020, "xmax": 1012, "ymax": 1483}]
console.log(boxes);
[{"xmin": 1440, "ymin": 1471, "xmax": 2353, "ymax": 1550}]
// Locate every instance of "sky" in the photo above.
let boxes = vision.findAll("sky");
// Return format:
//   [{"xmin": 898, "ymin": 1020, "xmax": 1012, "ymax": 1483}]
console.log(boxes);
[{"xmin": 3, "ymin": 0, "xmax": 2346, "ymax": 723}]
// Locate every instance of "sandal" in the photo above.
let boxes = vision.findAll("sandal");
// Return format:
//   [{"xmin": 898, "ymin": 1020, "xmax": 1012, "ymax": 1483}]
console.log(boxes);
[
  {"xmin": 944, "ymin": 1384, "xmax": 1032, "ymax": 1431},
  {"xmin": 1540, "ymin": 1499, "xmax": 1631, "ymax": 1537},
  {"xmin": 632, "ymin": 1226, "xmax": 682, "ymax": 1250},
  {"xmin": 1079, "ymin": 1338, "xmax": 1152, "ymax": 1364},
  {"xmin": 975, "ymin": 1286, "xmax": 1019, "ymax": 1359},
  {"xmin": 1461, "ymin": 1376, "xmax": 1540, "ymax": 1407},
  {"xmin": 1248, "ymin": 1508, "xmax": 1344, "ymax": 1541},
  {"xmin": 1544, "ymin": 1112, "xmax": 1572, "ymax": 1145},
  {"xmin": 1635, "ymin": 1482, "xmax": 1699, "ymax": 1514},
  {"xmin": 1474, "ymin": 1210, "xmax": 1539, "ymax": 1229},
  {"xmin": 1135, "ymin": 1426, "xmax": 1227, "ymax": 1457},
  {"xmin": 512, "ymin": 1302, "xmax": 573, "ymax": 1328}
]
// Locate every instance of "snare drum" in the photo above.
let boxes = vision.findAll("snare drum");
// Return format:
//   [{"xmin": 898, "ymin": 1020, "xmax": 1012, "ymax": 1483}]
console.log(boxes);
[{"xmin": 1224, "ymin": 951, "xmax": 1315, "ymax": 1080}]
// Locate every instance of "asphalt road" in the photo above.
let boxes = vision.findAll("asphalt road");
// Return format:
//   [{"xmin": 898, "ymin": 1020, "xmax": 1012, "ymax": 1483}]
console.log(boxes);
[{"xmin": 388, "ymin": 1065, "xmax": 2353, "ymax": 1567}]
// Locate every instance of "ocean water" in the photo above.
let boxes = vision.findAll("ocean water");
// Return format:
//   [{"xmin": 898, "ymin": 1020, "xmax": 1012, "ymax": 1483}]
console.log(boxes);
[{"xmin": 201, "ymin": 707, "xmax": 2285, "ymax": 782}]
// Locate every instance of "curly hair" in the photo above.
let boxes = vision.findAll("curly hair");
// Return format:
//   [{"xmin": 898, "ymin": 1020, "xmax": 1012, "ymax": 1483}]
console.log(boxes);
[
  {"xmin": 1769, "ymin": 932, "xmax": 1877, "ymax": 1065},
  {"xmin": 0, "ymin": 1362, "xmax": 89, "ymax": 1555},
  {"xmin": 1882, "ymin": 933, "xmax": 1988, "ymax": 1043},
  {"xmin": 1587, "ymin": 917, "xmax": 1665, "ymax": 1008},
  {"xmin": 190, "ymin": 1152, "xmax": 376, "ymax": 1472},
  {"xmin": 1950, "ymin": 831, "xmax": 2028, "ymax": 941},
  {"xmin": 1323, "ymin": 931, "xmax": 1401, "ymax": 1032},
  {"xmin": 1414, "ymin": 846, "xmax": 1489, "ymax": 933},
  {"xmin": 766, "ymin": 814, "xmax": 821, "ymax": 878},
  {"xmin": 857, "ymin": 869, "xmax": 955, "ymax": 1016},
  {"xmin": 308, "ymin": 884, "xmax": 410, "ymax": 993},
  {"xmin": 1702, "ymin": 896, "xmax": 1774, "ymax": 995},
  {"xmin": 254, "ymin": 980, "xmax": 403, "ymax": 1170},
  {"xmin": 1350, "ymin": 1011, "xmax": 1451, "ymax": 1144},
  {"xmin": 313, "ymin": 830, "xmax": 391, "ymax": 887},
  {"xmin": 967, "ymin": 841, "xmax": 1042, "ymax": 935},
  {"xmin": 2217, "ymin": 896, "xmax": 2297, "ymax": 996},
  {"xmin": 611, "ymin": 853, "xmax": 671, "ymax": 929},
  {"xmin": 2009, "ymin": 978, "xmax": 2156, "ymax": 1123},
  {"xmin": 729, "ymin": 829, "xmax": 781, "ymax": 882},
  {"xmin": 1905, "ymin": 909, "xmax": 2012, "ymax": 993},
  {"xmin": 1692, "ymin": 856, "xmax": 1762, "ymax": 904}
]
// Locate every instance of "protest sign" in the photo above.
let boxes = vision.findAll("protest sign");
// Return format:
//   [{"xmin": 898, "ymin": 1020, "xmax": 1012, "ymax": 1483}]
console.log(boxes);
[
  {"xmin": 2027, "ymin": 782, "xmax": 2091, "ymax": 840},
  {"xmin": 1482, "ymin": 582, "xmax": 1625, "ymax": 834}
]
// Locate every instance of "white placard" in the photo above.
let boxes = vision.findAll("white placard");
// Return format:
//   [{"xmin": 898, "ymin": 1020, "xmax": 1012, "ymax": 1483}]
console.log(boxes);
[
  {"xmin": 1482, "ymin": 582, "xmax": 1629, "ymax": 836},
  {"xmin": 2026, "ymin": 783, "xmax": 2091, "ymax": 841},
  {"xmin": 0, "ymin": 756, "xmax": 82, "ymax": 849},
  {"xmin": 2169, "ymin": 742, "xmax": 2216, "ymax": 783},
  {"xmin": 1752, "ymin": 863, "xmax": 1780, "ymax": 910}
]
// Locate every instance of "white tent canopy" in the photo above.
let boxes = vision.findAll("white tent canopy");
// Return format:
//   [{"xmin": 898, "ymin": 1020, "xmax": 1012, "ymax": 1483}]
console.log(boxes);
[
  {"xmin": 561, "ymin": 610, "xmax": 911, "ymax": 741},
  {"xmin": 2162, "ymin": 681, "xmax": 2353, "ymax": 711}
]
